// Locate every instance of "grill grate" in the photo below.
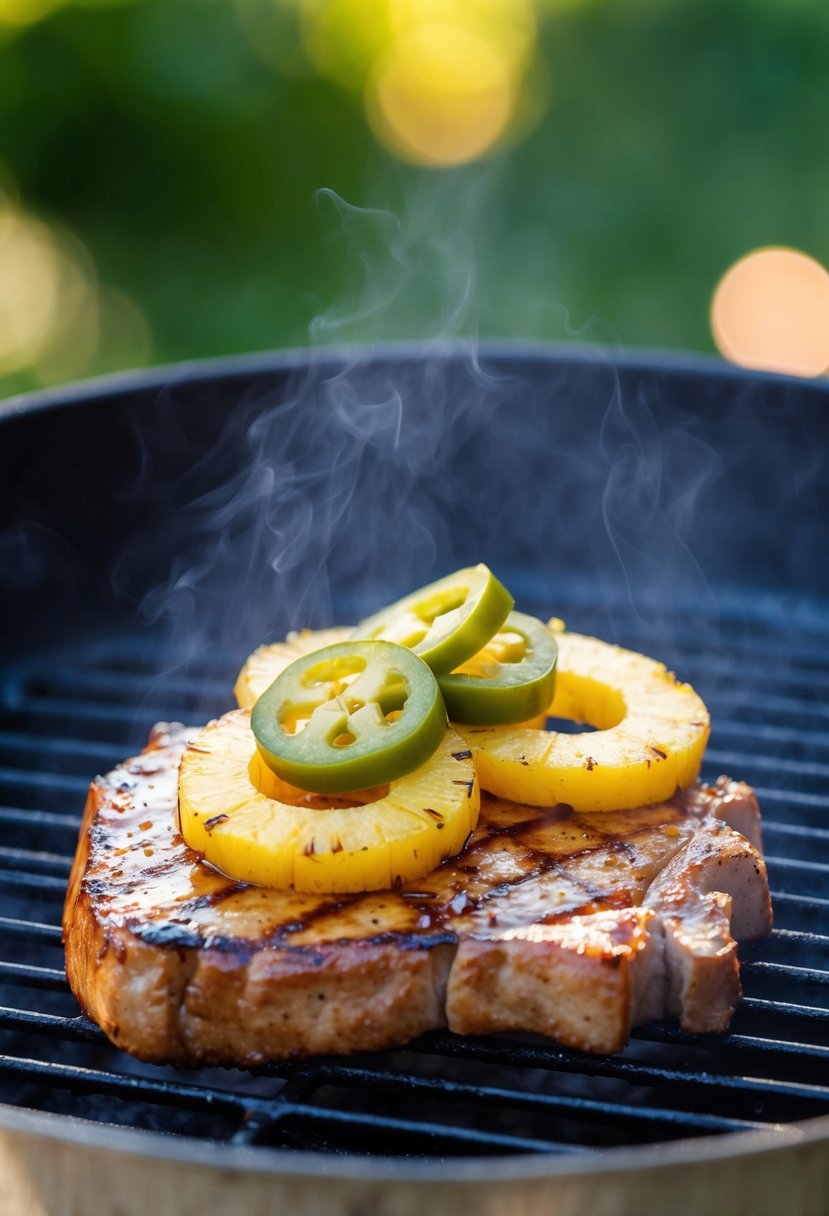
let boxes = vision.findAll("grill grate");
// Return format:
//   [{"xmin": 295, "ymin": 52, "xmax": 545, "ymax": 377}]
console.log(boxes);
[{"xmin": 1, "ymin": 592, "xmax": 828, "ymax": 1159}]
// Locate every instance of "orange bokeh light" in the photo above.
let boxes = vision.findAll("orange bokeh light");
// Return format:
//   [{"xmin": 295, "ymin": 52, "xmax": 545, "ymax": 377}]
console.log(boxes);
[{"xmin": 711, "ymin": 247, "xmax": 829, "ymax": 379}]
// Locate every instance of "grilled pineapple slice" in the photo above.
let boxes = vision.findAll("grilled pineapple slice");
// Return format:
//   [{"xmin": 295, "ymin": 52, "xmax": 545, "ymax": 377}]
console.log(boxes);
[
  {"xmin": 456, "ymin": 626, "xmax": 710, "ymax": 811},
  {"xmin": 179, "ymin": 710, "xmax": 478, "ymax": 893},
  {"xmin": 234, "ymin": 627, "xmax": 352, "ymax": 708}
]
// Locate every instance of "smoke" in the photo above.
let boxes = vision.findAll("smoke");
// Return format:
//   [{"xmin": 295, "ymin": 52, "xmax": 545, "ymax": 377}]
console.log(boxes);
[
  {"xmin": 95, "ymin": 172, "xmax": 828, "ymax": 717},
  {"xmin": 107, "ymin": 175, "xmax": 510, "ymax": 696},
  {"xmin": 598, "ymin": 366, "xmax": 722, "ymax": 653},
  {"xmin": 308, "ymin": 177, "xmax": 483, "ymax": 347}
]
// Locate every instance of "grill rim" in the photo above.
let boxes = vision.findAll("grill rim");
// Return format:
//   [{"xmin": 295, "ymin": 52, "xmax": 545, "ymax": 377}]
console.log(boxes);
[
  {"xmin": 0, "ymin": 1103, "xmax": 825, "ymax": 1183},
  {"xmin": 3, "ymin": 344, "xmax": 829, "ymax": 1184},
  {"xmin": 4, "ymin": 336, "xmax": 829, "ymax": 425}
]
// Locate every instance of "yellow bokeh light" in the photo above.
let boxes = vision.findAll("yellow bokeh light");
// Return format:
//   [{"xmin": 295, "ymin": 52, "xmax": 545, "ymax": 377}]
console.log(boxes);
[
  {"xmin": 34, "ymin": 284, "xmax": 152, "ymax": 387},
  {"xmin": 389, "ymin": 0, "xmax": 536, "ymax": 73},
  {"xmin": 366, "ymin": 22, "xmax": 517, "ymax": 167},
  {"xmin": 0, "ymin": 195, "xmax": 99, "ymax": 380},
  {"xmin": 300, "ymin": 0, "xmax": 394, "ymax": 91},
  {"xmin": 33, "ymin": 287, "xmax": 99, "ymax": 386},
  {"xmin": 0, "ymin": 0, "xmax": 58, "ymax": 27},
  {"xmin": 0, "ymin": 0, "xmax": 139, "ymax": 30},
  {"xmin": 294, "ymin": 0, "xmax": 542, "ymax": 165},
  {"xmin": 711, "ymin": 247, "xmax": 829, "ymax": 379},
  {"xmin": 0, "ymin": 208, "xmax": 63, "ymax": 375}
]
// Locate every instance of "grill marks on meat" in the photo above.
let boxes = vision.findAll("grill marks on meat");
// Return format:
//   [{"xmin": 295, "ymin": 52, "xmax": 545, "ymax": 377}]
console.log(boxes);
[{"xmin": 63, "ymin": 726, "xmax": 772, "ymax": 1064}]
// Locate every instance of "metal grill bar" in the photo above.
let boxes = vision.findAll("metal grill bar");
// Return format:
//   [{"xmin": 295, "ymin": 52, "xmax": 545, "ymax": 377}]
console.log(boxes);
[
  {"xmin": 0, "ymin": 1055, "xmax": 248, "ymax": 1115},
  {"xmin": 0, "ymin": 916, "xmax": 62, "ymax": 942},
  {"xmin": 763, "ymin": 825, "xmax": 829, "ymax": 856},
  {"xmin": 769, "ymin": 891, "xmax": 829, "ymax": 911},
  {"xmin": 15, "ymin": 670, "xmax": 227, "ymax": 704},
  {"xmin": 0, "ymin": 768, "xmax": 90, "ymax": 797},
  {"xmin": 267, "ymin": 1104, "xmax": 581, "ymax": 1155},
  {"xmin": 0, "ymin": 1007, "xmax": 104, "ymax": 1043},
  {"xmin": 741, "ymin": 962, "xmax": 829, "ymax": 987},
  {"xmin": 712, "ymin": 722, "xmax": 829, "ymax": 752},
  {"xmin": 1, "ymin": 872, "xmax": 68, "ymax": 896},
  {"xmin": 0, "ymin": 847, "xmax": 71, "ymax": 876},
  {"xmin": 765, "ymin": 856, "xmax": 829, "ymax": 876},
  {"xmin": 706, "ymin": 750, "xmax": 829, "ymax": 787},
  {"xmin": 705, "ymin": 692, "xmax": 829, "ymax": 724},
  {"xmin": 407, "ymin": 1035, "xmax": 829, "ymax": 1106},
  {"xmin": 766, "ymin": 929, "xmax": 829, "ymax": 948},
  {"xmin": 297, "ymin": 1064, "xmax": 771, "ymax": 1134},
  {"xmin": 754, "ymin": 788, "xmax": 829, "ymax": 812},
  {"xmin": 4, "ymin": 698, "xmax": 197, "ymax": 739},
  {"xmin": 740, "ymin": 998, "xmax": 829, "ymax": 1023},
  {"xmin": 0, "ymin": 731, "xmax": 126, "ymax": 765},
  {"xmin": 636, "ymin": 1025, "xmax": 829, "ymax": 1062},
  {"xmin": 0, "ymin": 807, "xmax": 81, "ymax": 831},
  {"xmin": 0, "ymin": 962, "xmax": 68, "ymax": 990},
  {"xmin": 0, "ymin": 1056, "xmax": 583, "ymax": 1156}
]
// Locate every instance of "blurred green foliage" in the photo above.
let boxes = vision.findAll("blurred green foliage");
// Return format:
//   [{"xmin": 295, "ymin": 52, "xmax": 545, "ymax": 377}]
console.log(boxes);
[{"xmin": 1, "ymin": 0, "xmax": 828, "ymax": 397}]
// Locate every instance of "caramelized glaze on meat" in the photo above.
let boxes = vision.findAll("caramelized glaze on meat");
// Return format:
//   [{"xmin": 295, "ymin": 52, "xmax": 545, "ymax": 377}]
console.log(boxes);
[{"xmin": 63, "ymin": 725, "xmax": 771, "ymax": 1064}]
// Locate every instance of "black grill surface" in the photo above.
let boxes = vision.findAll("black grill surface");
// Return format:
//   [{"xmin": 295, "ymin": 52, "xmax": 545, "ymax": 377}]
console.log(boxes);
[{"xmin": 1, "ymin": 587, "xmax": 828, "ymax": 1160}]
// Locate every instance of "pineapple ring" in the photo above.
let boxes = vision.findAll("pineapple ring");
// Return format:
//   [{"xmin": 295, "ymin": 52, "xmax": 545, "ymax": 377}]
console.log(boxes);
[
  {"xmin": 234, "ymin": 628, "xmax": 352, "ymax": 709},
  {"xmin": 179, "ymin": 710, "xmax": 479, "ymax": 893},
  {"xmin": 455, "ymin": 626, "xmax": 710, "ymax": 812}
]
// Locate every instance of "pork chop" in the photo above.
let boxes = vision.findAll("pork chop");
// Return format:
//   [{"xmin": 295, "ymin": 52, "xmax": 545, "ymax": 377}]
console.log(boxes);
[{"xmin": 63, "ymin": 724, "xmax": 772, "ymax": 1065}]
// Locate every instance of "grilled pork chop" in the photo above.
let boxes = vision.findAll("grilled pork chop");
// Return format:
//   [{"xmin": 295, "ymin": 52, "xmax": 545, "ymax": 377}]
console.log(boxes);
[{"xmin": 64, "ymin": 725, "xmax": 771, "ymax": 1064}]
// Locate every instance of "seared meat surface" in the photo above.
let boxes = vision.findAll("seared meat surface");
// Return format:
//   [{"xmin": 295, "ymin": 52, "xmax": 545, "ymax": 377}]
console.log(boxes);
[{"xmin": 64, "ymin": 725, "xmax": 771, "ymax": 1064}]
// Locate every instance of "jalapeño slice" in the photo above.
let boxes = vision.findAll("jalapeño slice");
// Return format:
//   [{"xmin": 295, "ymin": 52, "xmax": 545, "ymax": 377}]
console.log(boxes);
[
  {"xmin": 353, "ymin": 564, "xmax": 513, "ymax": 675},
  {"xmin": 251, "ymin": 640, "xmax": 447, "ymax": 794},
  {"xmin": 438, "ymin": 611, "xmax": 558, "ymax": 725}
]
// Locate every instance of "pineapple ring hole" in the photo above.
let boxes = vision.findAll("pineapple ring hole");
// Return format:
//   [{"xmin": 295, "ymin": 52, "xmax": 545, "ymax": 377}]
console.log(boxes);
[
  {"xmin": 544, "ymin": 674, "xmax": 627, "ymax": 734},
  {"xmin": 545, "ymin": 716, "xmax": 599, "ymax": 736},
  {"xmin": 248, "ymin": 750, "xmax": 389, "ymax": 809}
]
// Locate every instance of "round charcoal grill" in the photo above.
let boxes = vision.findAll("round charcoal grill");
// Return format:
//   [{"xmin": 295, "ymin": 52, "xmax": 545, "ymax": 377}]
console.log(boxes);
[{"xmin": 0, "ymin": 344, "xmax": 827, "ymax": 1214}]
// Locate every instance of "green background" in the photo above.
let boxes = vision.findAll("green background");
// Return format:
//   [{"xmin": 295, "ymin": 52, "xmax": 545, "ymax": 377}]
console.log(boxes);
[{"xmin": 2, "ymin": 0, "xmax": 827, "ymax": 398}]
